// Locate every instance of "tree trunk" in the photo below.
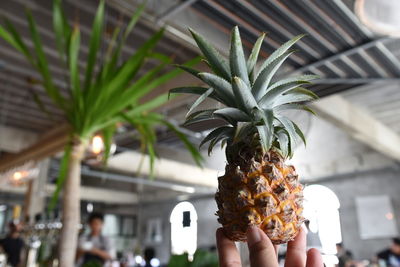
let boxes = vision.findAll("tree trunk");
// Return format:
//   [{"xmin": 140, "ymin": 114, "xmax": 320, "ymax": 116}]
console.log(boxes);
[{"xmin": 59, "ymin": 139, "xmax": 86, "ymax": 267}]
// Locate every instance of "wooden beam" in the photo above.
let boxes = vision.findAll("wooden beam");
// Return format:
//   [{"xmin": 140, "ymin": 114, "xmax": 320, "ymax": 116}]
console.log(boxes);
[
  {"xmin": 0, "ymin": 125, "xmax": 38, "ymax": 152},
  {"xmin": 0, "ymin": 124, "xmax": 70, "ymax": 172},
  {"xmin": 0, "ymin": 183, "xmax": 138, "ymax": 204},
  {"xmin": 107, "ymin": 151, "xmax": 218, "ymax": 188},
  {"xmin": 311, "ymin": 95, "xmax": 400, "ymax": 161}
]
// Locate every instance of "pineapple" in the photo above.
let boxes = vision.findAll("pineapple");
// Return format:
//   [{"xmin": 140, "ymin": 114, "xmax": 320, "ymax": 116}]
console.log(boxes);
[{"xmin": 170, "ymin": 26, "xmax": 318, "ymax": 244}]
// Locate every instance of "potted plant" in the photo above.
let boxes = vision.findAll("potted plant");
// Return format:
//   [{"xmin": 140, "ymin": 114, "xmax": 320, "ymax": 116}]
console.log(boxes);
[{"xmin": 0, "ymin": 1, "xmax": 202, "ymax": 265}]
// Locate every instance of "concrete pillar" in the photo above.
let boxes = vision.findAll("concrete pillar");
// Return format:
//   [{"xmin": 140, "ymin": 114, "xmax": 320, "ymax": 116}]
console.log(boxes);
[{"xmin": 23, "ymin": 159, "xmax": 49, "ymax": 223}]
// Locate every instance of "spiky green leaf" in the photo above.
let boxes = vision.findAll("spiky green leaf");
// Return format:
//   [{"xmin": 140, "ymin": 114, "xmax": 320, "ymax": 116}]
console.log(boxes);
[
  {"xmin": 267, "ymin": 74, "xmax": 319, "ymax": 91},
  {"xmin": 198, "ymin": 73, "xmax": 235, "ymax": 105},
  {"xmin": 175, "ymin": 64, "xmax": 201, "ymax": 77},
  {"xmin": 48, "ymin": 142, "xmax": 71, "ymax": 212},
  {"xmin": 68, "ymin": 27, "xmax": 81, "ymax": 103},
  {"xmin": 292, "ymin": 120, "xmax": 306, "ymax": 146},
  {"xmin": 276, "ymin": 129, "xmax": 289, "ymax": 158},
  {"xmin": 273, "ymin": 103, "xmax": 316, "ymax": 115},
  {"xmin": 189, "ymin": 28, "xmax": 231, "ymax": 81},
  {"xmin": 187, "ymin": 88, "xmax": 214, "ymax": 116},
  {"xmin": 256, "ymin": 34, "xmax": 305, "ymax": 78},
  {"xmin": 123, "ymin": 1, "xmax": 146, "ymax": 39},
  {"xmin": 26, "ymin": 8, "xmax": 66, "ymax": 110},
  {"xmin": 232, "ymin": 76, "xmax": 258, "ymax": 113},
  {"xmin": 101, "ymin": 124, "xmax": 116, "ymax": 165},
  {"xmin": 53, "ymin": 0, "xmax": 71, "ymax": 61},
  {"xmin": 253, "ymin": 108, "xmax": 274, "ymax": 150},
  {"xmin": 213, "ymin": 107, "xmax": 251, "ymax": 124},
  {"xmin": 247, "ymin": 33, "xmax": 265, "ymax": 80},
  {"xmin": 272, "ymin": 88, "xmax": 318, "ymax": 108},
  {"xmin": 259, "ymin": 83, "xmax": 307, "ymax": 108},
  {"xmin": 230, "ymin": 26, "xmax": 250, "ymax": 86},
  {"xmin": 84, "ymin": 0, "xmax": 105, "ymax": 91},
  {"xmin": 161, "ymin": 120, "xmax": 203, "ymax": 167},
  {"xmin": 275, "ymin": 115, "xmax": 297, "ymax": 156},
  {"xmin": 3, "ymin": 19, "xmax": 35, "ymax": 65},
  {"xmin": 200, "ymin": 126, "xmax": 234, "ymax": 149},
  {"xmin": 233, "ymin": 122, "xmax": 254, "ymax": 143},
  {"xmin": 252, "ymin": 50, "xmax": 294, "ymax": 100}
]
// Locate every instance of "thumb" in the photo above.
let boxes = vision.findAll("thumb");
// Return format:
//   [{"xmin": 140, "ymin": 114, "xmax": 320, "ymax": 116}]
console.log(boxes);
[{"xmin": 247, "ymin": 226, "xmax": 279, "ymax": 267}]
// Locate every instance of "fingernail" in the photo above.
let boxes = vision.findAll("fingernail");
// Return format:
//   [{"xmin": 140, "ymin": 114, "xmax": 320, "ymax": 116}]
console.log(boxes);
[{"xmin": 247, "ymin": 226, "xmax": 261, "ymax": 246}]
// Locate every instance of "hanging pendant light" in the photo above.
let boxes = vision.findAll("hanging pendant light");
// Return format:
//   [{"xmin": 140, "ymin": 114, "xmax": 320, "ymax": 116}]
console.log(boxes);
[
  {"xmin": 355, "ymin": 0, "xmax": 400, "ymax": 37},
  {"xmin": 85, "ymin": 134, "xmax": 116, "ymax": 164}
]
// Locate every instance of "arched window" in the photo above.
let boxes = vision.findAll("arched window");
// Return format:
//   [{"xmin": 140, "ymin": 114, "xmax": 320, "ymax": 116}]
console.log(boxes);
[
  {"xmin": 170, "ymin": 201, "xmax": 198, "ymax": 259},
  {"xmin": 303, "ymin": 185, "xmax": 341, "ymax": 265}
]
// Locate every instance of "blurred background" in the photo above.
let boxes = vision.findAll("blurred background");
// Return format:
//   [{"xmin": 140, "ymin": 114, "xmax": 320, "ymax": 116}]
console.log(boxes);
[{"xmin": 0, "ymin": 0, "xmax": 400, "ymax": 266}]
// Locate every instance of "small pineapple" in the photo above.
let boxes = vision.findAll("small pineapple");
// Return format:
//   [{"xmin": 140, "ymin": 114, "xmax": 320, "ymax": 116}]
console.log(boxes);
[{"xmin": 171, "ymin": 26, "xmax": 318, "ymax": 244}]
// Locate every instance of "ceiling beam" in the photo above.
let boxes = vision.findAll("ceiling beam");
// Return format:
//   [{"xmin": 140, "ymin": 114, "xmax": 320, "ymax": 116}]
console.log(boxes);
[
  {"xmin": 314, "ymin": 78, "xmax": 400, "ymax": 84},
  {"xmin": 156, "ymin": 0, "xmax": 200, "ymax": 23},
  {"xmin": 0, "ymin": 125, "xmax": 38, "ymax": 153},
  {"xmin": 81, "ymin": 166, "xmax": 213, "ymax": 194},
  {"xmin": 287, "ymin": 37, "xmax": 393, "ymax": 76},
  {"xmin": 0, "ymin": 183, "xmax": 138, "ymax": 204},
  {"xmin": 0, "ymin": 124, "xmax": 70, "ymax": 172},
  {"xmin": 106, "ymin": 151, "xmax": 218, "ymax": 188},
  {"xmin": 311, "ymin": 95, "xmax": 400, "ymax": 161}
]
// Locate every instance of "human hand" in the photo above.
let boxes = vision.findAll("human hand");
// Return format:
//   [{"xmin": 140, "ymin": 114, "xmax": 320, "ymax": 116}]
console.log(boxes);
[
  {"xmin": 89, "ymin": 247, "xmax": 101, "ymax": 256},
  {"xmin": 216, "ymin": 226, "xmax": 323, "ymax": 267}
]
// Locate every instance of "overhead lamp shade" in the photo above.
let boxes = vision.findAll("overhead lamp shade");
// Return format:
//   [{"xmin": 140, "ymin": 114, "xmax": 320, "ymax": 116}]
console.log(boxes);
[{"xmin": 355, "ymin": 0, "xmax": 400, "ymax": 37}]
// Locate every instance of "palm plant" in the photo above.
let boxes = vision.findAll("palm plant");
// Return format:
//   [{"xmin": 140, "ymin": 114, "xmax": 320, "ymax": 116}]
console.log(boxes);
[{"xmin": 0, "ymin": 1, "xmax": 202, "ymax": 265}]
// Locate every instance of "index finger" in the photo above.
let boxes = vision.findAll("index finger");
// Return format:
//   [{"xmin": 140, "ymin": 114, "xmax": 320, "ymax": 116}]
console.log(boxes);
[
  {"xmin": 285, "ymin": 227, "xmax": 307, "ymax": 267},
  {"xmin": 216, "ymin": 228, "xmax": 242, "ymax": 267}
]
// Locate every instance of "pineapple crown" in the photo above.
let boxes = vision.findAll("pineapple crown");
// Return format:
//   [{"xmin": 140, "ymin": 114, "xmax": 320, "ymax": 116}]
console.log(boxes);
[{"xmin": 170, "ymin": 26, "xmax": 318, "ymax": 159}]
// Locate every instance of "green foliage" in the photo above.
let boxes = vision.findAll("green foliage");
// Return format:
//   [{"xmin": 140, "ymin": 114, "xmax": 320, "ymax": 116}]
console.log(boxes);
[
  {"xmin": 167, "ymin": 250, "xmax": 219, "ymax": 267},
  {"xmin": 47, "ymin": 141, "xmax": 71, "ymax": 213},
  {"xmin": 0, "ymin": 0, "xmax": 203, "ymax": 206},
  {"xmin": 170, "ymin": 26, "xmax": 318, "ymax": 158}
]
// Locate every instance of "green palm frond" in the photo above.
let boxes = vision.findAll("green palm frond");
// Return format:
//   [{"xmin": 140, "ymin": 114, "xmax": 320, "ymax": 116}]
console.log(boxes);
[{"xmin": 0, "ymin": 0, "xmax": 204, "ymax": 204}]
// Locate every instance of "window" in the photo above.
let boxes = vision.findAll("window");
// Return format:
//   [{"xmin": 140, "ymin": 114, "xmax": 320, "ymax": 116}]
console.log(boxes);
[
  {"xmin": 170, "ymin": 201, "xmax": 198, "ymax": 259},
  {"xmin": 303, "ymin": 185, "xmax": 341, "ymax": 266}
]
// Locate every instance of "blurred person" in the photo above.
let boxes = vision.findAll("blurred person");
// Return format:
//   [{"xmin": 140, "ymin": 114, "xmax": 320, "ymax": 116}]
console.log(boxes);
[
  {"xmin": 0, "ymin": 221, "xmax": 25, "ymax": 267},
  {"xmin": 377, "ymin": 238, "xmax": 400, "ymax": 267},
  {"xmin": 143, "ymin": 247, "xmax": 155, "ymax": 267},
  {"xmin": 77, "ymin": 213, "xmax": 113, "ymax": 266},
  {"xmin": 336, "ymin": 243, "xmax": 353, "ymax": 267}
]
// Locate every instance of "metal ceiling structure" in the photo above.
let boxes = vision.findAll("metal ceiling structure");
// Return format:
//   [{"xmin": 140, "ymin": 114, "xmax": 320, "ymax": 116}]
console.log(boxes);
[
  {"xmin": 188, "ymin": 1, "xmax": 400, "ymax": 90},
  {"xmin": 0, "ymin": 0, "xmax": 399, "ymax": 142},
  {"xmin": 0, "ymin": 0, "xmax": 197, "ymax": 133}
]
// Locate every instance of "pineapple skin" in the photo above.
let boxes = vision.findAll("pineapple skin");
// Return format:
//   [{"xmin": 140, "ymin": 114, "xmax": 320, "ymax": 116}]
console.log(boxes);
[{"xmin": 215, "ymin": 148, "xmax": 304, "ymax": 244}]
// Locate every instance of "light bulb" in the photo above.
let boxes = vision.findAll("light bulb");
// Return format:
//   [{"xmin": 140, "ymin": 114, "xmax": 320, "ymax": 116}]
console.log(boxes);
[
  {"xmin": 13, "ymin": 172, "xmax": 22, "ymax": 180},
  {"xmin": 91, "ymin": 135, "xmax": 104, "ymax": 155}
]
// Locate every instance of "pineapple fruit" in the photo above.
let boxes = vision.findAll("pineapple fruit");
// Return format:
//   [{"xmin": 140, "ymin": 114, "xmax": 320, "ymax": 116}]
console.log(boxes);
[{"xmin": 170, "ymin": 26, "xmax": 318, "ymax": 244}]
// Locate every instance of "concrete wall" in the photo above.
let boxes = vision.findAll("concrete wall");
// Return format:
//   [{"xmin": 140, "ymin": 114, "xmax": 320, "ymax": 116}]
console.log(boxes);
[
  {"xmin": 318, "ymin": 166, "xmax": 400, "ymax": 260},
  {"xmin": 136, "ymin": 166, "xmax": 400, "ymax": 263}
]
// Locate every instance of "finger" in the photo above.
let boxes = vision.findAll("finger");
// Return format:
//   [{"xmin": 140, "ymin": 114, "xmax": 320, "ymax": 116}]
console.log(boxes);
[
  {"xmin": 285, "ymin": 227, "xmax": 307, "ymax": 267},
  {"xmin": 274, "ymin": 245, "xmax": 280, "ymax": 257},
  {"xmin": 247, "ymin": 226, "xmax": 279, "ymax": 267},
  {"xmin": 216, "ymin": 228, "xmax": 241, "ymax": 267},
  {"xmin": 306, "ymin": 248, "xmax": 324, "ymax": 267}
]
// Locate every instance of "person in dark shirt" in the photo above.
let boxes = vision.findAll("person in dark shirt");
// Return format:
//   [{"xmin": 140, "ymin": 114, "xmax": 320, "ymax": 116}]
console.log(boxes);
[
  {"xmin": 377, "ymin": 238, "xmax": 400, "ymax": 267},
  {"xmin": 0, "ymin": 221, "xmax": 25, "ymax": 267},
  {"xmin": 77, "ymin": 213, "xmax": 113, "ymax": 266},
  {"xmin": 143, "ymin": 247, "xmax": 155, "ymax": 267},
  {"xmin": 336, "ymin": 243, "xmax": 353, "ymax": 267}
]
